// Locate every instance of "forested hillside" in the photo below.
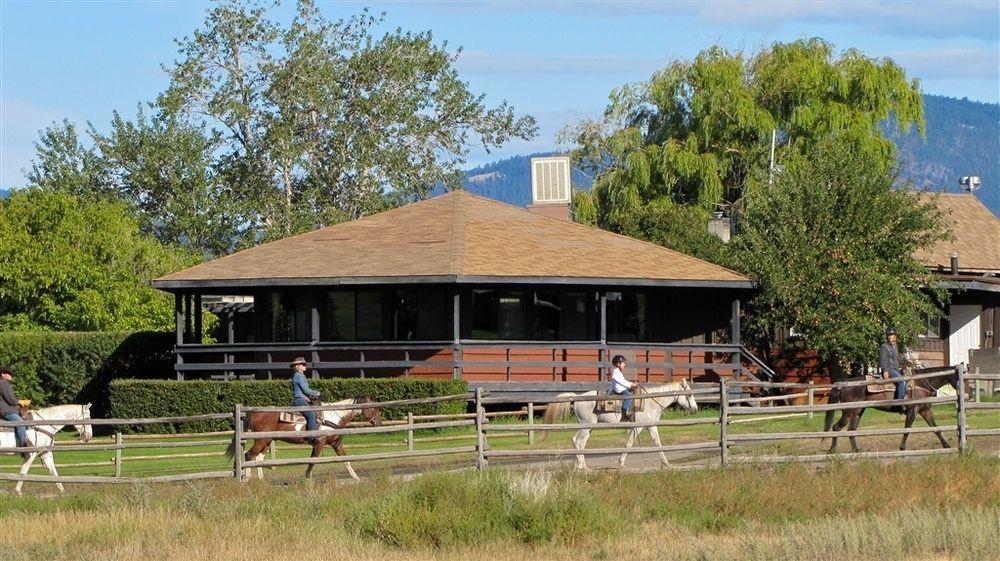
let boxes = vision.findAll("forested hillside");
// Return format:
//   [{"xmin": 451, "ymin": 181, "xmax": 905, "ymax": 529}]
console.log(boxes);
[{"xmin": 462, "ymin": 95, "xmax": 999, "ymax": 216}]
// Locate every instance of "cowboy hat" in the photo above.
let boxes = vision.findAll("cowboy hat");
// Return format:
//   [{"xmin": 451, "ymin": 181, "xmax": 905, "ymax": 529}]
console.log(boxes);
[{"xmin": 290, "ymin": 357, "xmax": 309, "ymax": 367}]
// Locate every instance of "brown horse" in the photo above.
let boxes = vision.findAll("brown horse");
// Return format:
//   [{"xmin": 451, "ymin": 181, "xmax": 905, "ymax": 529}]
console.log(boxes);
[
  {"xmin": 823, "ymin": 368, "xmax": 959, "ymax": 454},
  {"xmin": 227, "ymin": 396, "xmax": 381, "ymax": 481}
]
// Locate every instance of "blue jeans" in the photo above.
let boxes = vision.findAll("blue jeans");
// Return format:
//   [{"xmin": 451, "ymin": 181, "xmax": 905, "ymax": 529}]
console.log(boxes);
[
  {"xmin": 3, "ymin": 413, "xmax": 27, "ymax": 447},
  {"xmin": 614, "ymin": 389, "xmax": 633, "ymax": 415},
  {"xmin": 888, "ymin": 368, "xmax": 907, "ymax": 400},
  {"xmin": 293, "ymin": 397, "xmax": 317, "ymax": 431}
]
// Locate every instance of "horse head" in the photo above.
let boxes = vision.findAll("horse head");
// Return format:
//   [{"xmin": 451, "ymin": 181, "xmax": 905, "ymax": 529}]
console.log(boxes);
[
  {"xmin": 357, "ymin": 396, "xmax": 381, "ymax": 427},
  {"xmin": 677, "ymin": 379, "xmax": 699, "ymax": 414},
  {"xmin": 74, "ymin": 403, "xmax": 93, "ymax": 443}
]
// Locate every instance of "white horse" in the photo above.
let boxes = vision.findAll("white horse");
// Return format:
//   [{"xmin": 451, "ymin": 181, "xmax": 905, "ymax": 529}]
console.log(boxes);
[
  {"xmin": 542, "ymin": 381, "xmax": 698, "ymax": 471},
  {"xmin": 1, "ymin": 403, "xmax": 93, "ymax": 495}
]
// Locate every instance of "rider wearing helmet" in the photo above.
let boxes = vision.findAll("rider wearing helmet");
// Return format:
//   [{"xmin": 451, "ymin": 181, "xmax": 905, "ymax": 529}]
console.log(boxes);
[
  {"xmin": 879, "ymin": 327, "xmax": 906, "ymax": 401},
  {"xmin": 610, "ymin": 355, "xmax": 638, "ymax": 421}
]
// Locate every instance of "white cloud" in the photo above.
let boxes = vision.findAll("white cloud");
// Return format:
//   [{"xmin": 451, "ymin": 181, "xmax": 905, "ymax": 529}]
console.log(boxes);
[
  {"xmin": 456, "ymin": 50, "xmax": 662, "ymax": 76},
  {"xmin": 892, "ymin": 47, "xmax": 1000, "ymax": 80}
]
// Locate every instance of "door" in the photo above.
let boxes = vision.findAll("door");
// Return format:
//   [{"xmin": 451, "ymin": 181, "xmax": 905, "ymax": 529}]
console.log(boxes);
[{"xmin": 948, "ymin": 305, "xmax": 982, "ymax": 366}]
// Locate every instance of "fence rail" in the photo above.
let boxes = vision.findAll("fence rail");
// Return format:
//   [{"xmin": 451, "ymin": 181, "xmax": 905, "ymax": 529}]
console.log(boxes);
[{"xmin": 1, "ymin": 365, "xmax": 996, "ymax": 491}]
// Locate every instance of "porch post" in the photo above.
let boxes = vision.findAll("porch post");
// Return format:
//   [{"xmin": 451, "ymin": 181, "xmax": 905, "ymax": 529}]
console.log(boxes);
[
  {"xmin": 453, "ymin": 290, "xmax": 462, "ymax": 380},
  {"xmin": 731, "ymin": 298, "xmax": 741, "ymax": 379},
  {"xmin": 194, "ymin": 293, "xmax": 203, "ymax": 344},
  {"xmin": 310, "ymin": 297, "xmax": 320, "ymax": 379},
  {"xmin": 174, "ymin": 293, "xmax": 184, "ymax": 381},
  {"xmin": 184, "ymin": 293, "xmax": 193, "ymax": 344},
  {"xmin": 226, "ymin": 311, "xmax": 235, "ymax": 344},
  {"xmin": 599, "ymin": 292, "xmax": 607, "ymax": 381}
]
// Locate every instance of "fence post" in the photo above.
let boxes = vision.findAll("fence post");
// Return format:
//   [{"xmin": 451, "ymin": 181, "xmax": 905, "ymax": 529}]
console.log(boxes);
[
  {"xmin": 973, "ymin": 367, "xmax": 980, "ymax": 402},
  {"xmin": 527, "ymin": 402, "xmax": 535, "ymax": 445},
  {"xmin": 956, "ymin": 365, "xmax": 967, "ymax": 453},
  {"xmin": 233, "ymin": 403, "xmax": 244, "ymax": 481},
  {"xmin": 114, "ymin": 432, "xmax": 123, "ymax": 479},
  {"xmin": 269, "ymin": 440, "xmax": 276, "ymax": 462},
  {"xmin": 407, "ymin": 412, "xmax": 415, "ymax": 452},
  {"xmin": 807, "ymin": 381, "xmax": 815, "ymax": 419},
  {"xmin": 475, "ymin": 388, "xmax": 487, "ymax": 470},
  {"xmin": 719, "ymin": 379, "xmax": 729, "ymax": 466}
]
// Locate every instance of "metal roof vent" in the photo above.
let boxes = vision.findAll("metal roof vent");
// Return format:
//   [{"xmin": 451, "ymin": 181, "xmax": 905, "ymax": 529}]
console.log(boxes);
[{"xmin": 531, "ymin": 156, "xmax": 572, "ymax": 204}]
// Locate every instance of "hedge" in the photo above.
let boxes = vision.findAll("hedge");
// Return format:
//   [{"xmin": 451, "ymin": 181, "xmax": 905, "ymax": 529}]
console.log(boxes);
[
  {"xmin": 108, "ymin": 378, "xmax": 469, "ymax": 433},
  {"xmin": 0, "ymin": 331, "xmax": 174, "ymax": 414}
]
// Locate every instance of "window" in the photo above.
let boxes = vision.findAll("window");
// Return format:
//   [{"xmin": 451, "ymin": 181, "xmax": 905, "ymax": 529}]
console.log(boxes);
[
  {"xmin": 606, "ymin": 291, "xmax": 648, "ymax": 342},
  {"xmin": 918, "ymin": 313, "xmax": 942, "ymax": 338},
  {"xmin": 531, "ymin": 291, "xmax": 589, "ymax": 340},
  {"xmin": 326, "ymin": 292, "xmax": 356, "ymax": 341},
  {"xmin": 356, "ymin": 291, "xmax": 384, "ymax": 340},
  {"xmin": 270, "ymin": 292, "xmax": 312, "ymax": 342}
]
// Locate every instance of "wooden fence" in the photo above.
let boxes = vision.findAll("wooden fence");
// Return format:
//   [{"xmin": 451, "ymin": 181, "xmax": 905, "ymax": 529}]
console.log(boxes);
[{"xmin": 1, "ymin": 366, "xmax": 997, "ymax": 489}]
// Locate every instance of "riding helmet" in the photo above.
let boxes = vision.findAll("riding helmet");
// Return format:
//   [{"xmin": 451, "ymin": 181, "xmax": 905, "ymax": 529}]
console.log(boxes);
[{"xmin": 612, "ymin": 355, "xmax": 627, "ymax": 366}]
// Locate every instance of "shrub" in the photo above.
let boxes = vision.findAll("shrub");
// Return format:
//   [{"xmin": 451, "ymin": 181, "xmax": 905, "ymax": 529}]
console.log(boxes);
[
  {"xmin": 0, "ymin": 331, "xmax": 174, "ymax": 414},
  {"xmin": 108, "ymin": 378, "xmax": 467, "ymax": 433}
]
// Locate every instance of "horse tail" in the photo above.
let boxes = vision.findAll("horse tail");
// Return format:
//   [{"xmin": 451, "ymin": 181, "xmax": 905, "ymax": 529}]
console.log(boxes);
[
  {"xmin": 823, "ymin": 386, "xmax": 841, "ymax": 434},
  {"xmin": 225, "ymin": 412, "xmax": 249, "ymax": 461},
  {"xmin": 539, "ymin": 393, "xmax": 576, "ymax": 441}
]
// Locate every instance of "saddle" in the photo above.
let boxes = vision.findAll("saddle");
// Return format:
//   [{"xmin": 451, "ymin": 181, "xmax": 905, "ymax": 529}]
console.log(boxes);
[
  {"xmin": 865, "ymin": 375, "xmax": 896, "ymax": 394},
  {"xmin": 593, "ymin": 388, "xmax": 646, "ymax": 414},
  {"xmin": 278, "ymin": 411, "xmax": 306, "ymax": 426}
]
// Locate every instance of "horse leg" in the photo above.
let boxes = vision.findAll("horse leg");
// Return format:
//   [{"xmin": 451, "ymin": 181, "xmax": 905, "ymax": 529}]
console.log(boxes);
[
  {"xmin": 40, "ymin": 451, "xmax": 64, "ymax": 493},
  {"xmin": 14, "ymin": 452, "xmax": 38, "ymax": 496},
  {"xmin": 900, "ymin": 406, "xmax": 917, "ymax": 450},
  {"xmin": 572, "ymin": 429, "xmax": 592, "ymax": 471},
  {"xmin": 244, "ymin": 439, "xmax": 271, "ymax": 481},
  {"xmin": 619, "ymin": 428, "xmax": 639, "ymax": 469},
  {"xmin": 918, "ymin": 406, "xmax": 951, "ymax": 449},
  {"xmin": 332, "ymin": 440, "xmax": 359, "ymax": 481},
  {"xmin": 847, "ymin": 410, "xmax": 864, "ymax": 453},
  {"xmin": 648, "ymin": 426, "xmax": 669, "ymax": 467},
  {"xmin": 828, "ymin": 411, "xmax": 851, "ymax": 454},
  {"xmin": 304, "ymin": 440, "xmax": 323, "ymax": 479}
]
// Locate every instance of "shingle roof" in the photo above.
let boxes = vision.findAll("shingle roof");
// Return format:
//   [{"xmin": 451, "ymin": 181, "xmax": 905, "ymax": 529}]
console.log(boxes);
[
  {"xmin": 154, "ymin": 191, "xmax": 750, "ymax": 289},
  {"xmin": 914, "ymin": 193, "xmax": 1000, "ymax": 273}
]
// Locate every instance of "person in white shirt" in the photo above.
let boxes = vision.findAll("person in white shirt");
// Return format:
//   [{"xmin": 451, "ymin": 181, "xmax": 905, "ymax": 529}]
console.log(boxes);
[{"xmin": 610, "ymin": 354, "xmax": 638, "ymax": 421}]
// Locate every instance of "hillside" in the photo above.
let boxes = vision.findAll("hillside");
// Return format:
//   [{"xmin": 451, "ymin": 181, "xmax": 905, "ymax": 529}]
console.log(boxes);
[{"xmin": 462, "ymin": 95, "xmax": 1000, "ymax": 217}]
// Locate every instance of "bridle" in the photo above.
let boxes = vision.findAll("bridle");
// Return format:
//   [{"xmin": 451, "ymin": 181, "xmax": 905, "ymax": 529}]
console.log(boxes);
[{"xmin": 640, "ymin": 383, "xmax": 693, "ymax": 411}]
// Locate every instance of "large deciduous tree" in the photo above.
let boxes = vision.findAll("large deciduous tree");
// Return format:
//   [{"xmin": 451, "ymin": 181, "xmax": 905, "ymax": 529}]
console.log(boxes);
[
  {"xmin": 565, "ymin": 38, "xmax": 924, "ymax": 262},
  {"xmin": 159, "ymin": 0, "xmax": 537, "ymax": 243},
  {"xmin": 0, "ymin": 189, "xmax": 199, "ymax": 331}
]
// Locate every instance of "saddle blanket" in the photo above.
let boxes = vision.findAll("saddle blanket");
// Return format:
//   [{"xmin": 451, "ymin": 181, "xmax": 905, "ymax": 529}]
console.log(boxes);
[
  {"xmin": 865, "ymin": 375, "xmax": 896, "ymax": 394},
  {"xmin": 278, "ymin": 411, "xmax": 305, "ymax": 426},
  {"xmin": 593, "ymin": 391, "xmax": 645, "ymax": 414}
]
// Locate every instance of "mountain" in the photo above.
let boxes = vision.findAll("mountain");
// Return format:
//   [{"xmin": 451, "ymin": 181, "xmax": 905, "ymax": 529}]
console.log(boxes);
[
  {"xmin": 0, "ymin": 188, "xmax": 9, "ymax": 199},
  {"xmin": 462, "ymin": 95, "xmax": 1000, "ymax": 217}
]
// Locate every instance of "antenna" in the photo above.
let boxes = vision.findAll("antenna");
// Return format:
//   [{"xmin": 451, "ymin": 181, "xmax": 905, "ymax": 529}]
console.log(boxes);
[{"xmin": 959, "ymin": 176, "xmax": 981, "ymax": 193}]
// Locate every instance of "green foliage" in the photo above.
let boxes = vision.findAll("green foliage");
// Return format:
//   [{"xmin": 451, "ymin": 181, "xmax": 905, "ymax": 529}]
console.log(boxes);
[
  {"xmin": 563, "ymin": 38, "xmax": 925, "ymax": 262},
  {"xmin": 733, "ymin": 136, "xmax": 949, "ymax": 364},
  {"xmin": 109, "ymin": 378, "xmax": 467, "ymax": 433},
  {"xmin": 0, "ymin": 331, "xmax": 174, "ymax": 413},
  {"xmin": 0, "ymin": 189, "xmax": 201, "ymax": 331}
]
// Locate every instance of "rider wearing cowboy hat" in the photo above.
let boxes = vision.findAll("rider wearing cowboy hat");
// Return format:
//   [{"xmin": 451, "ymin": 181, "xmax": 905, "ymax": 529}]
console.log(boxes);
[
  {"xmin": 610, "ymin": 355, "xmax": 638, "ymax": 421},
  {"xmin": 0, "ymin": 365, "xmax": 32, "ymax": 458},
  {"xmin": 290, "ymin": 357, "xmax": 322, "ymax": 436},
  {"xmin": 879, "ymin": 327, "xmax": 907, "ymax": 401}
]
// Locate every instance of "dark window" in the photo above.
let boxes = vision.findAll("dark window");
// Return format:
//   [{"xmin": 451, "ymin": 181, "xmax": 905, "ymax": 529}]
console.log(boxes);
[
  {"xmin": 606, "ymin": 291, "xmax": 648, "ymax": 342},
  {"xmin": 918, "ymin": 312, "xmax": 942, "ymax": 338},
  {"xmin": 530, "ymin": 291, "xmax": 589, "ymax": 340},
  {"xmin": 498, "ymin": 291, "xmax": 525, "ymax": 339},
  {"xmin": 470, "ymin": 290, "xmax": 499, "ymax": 339},
  {"xmin": 356, "ymin": 291, "xmax": 384, "ymax": 340},
  {"xmin": 391, "ymin": 289, "xmax": 418, "ymax": 341},
  {"xmin": 270, "ymin": 291, "xmax": 312, "ymax": 342},
  {"xmin": 326, "ymin": 292, "xmax": 356, "ymax": 340},
  {"xmin": 415, "ymin": 288, "xmax": 450, "ymax": 340}
]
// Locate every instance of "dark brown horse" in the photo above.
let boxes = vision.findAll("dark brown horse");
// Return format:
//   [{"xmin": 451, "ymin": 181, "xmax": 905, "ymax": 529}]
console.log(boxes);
[
  {"xmin": 227, "ymin": 396, "xmax": 381, "ymax": 480},
  {"xmin": 823, "ymin": 368, "xmax": 958, "ymax": 453}
]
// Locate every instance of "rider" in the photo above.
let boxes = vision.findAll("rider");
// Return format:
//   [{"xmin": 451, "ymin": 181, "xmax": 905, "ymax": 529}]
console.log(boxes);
[
  {"xmin": 0, "ymin": 365, "xmax": 31, "ymax": 459},
  {"xmin": 879, "ymin": 327, "xmax": 907, "ymax": 401},
  {"xmin": 290, "ymin": 357, "xmax": 321, "ymax": 439},
  {"xmin": 610, "ymin": 355, "xmax": 638, "ymax": 421}
]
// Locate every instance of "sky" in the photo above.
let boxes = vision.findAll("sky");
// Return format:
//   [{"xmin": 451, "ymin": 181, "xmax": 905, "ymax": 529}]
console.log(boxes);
[{"xmin": 2, "ymin": 0, "xmax": 998, "ymax": 190}]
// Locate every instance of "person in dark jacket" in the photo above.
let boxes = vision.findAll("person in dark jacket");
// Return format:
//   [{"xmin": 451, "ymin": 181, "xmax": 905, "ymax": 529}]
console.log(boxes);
[
  {"xmin": 879, "ymin": 327, "xmax": 906, "ymax": 400},
  {"xmin": 0, "ymin": 365, "xmax": 31, "ymax": 458},
  {"xmin": 290, "ymin": 357, "xmax": 321, "ymax": 435}
]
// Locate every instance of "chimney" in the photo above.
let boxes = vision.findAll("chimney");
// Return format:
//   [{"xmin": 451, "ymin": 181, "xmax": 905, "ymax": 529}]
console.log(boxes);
[
  {"xmin": 950, "ymin": 252, "xmax": 959, "ymax": 275},
  {"xmin": 707, "ymin": 211, "xmax": 731, "ymax": 243},
  {"xmin": 527, "ymin": 156, "xmax": 572, "ymax": 221}
]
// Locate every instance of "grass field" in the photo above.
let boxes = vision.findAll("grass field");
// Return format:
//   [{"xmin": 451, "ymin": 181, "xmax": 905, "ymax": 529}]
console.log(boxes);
[
  {"xmin": 0, "ymin": 454, "xmax": 996, "ymax": 561},
  {"xmin": 1, "ymin": 400, "xmax": 997, "ymax": 483}
]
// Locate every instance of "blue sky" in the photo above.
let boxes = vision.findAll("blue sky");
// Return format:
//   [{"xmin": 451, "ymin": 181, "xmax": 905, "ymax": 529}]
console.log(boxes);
[{"xmin": 2, "ymin": 0, "xmax": 998, "ymax": 189}]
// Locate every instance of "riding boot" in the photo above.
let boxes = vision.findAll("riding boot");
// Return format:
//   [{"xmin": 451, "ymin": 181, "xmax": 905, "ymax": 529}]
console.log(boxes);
[{"xmin": 19, "ymin": 437, "xmax": 32, "ymax": 460}]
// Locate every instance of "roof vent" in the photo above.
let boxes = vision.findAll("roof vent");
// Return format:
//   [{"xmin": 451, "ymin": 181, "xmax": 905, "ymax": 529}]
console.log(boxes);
[{"xmin": 531, "ymin": 156, "xmax": 572, "ymax": 204}]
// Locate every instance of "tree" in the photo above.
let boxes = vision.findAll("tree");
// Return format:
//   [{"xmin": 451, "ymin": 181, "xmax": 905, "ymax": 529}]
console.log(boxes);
[
  {"xmin": 564, "ymin": 39, "xmax": 924, "ymax": 261},
  {"xmin": 732, "ymin": 136, "xmax": 949, "ymax": 366},
  {"xmin": 159, "ymin": 0, "xmax": 536, "ymax": 243},
  {"xmin": 26, "ymin": 120, "xmax": 107, "ymax": 199},
  {"xmin": 0, "ymin": 189, "xmax": 200, "ymax": 331}
]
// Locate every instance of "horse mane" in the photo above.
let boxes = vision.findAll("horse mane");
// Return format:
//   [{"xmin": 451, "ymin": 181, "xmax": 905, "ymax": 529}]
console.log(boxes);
[{"xmin": 31, "ymin": 404, "xmax": 86, "ymax": 418}]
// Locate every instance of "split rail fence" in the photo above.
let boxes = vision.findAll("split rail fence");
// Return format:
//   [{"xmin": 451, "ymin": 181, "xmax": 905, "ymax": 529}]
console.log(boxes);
[{"xmin": 1, "ymin": 366, "xmax": 997, "ymax": 489}]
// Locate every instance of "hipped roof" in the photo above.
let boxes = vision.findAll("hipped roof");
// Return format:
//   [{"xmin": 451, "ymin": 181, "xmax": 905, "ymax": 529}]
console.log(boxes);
[
  {"xmin": 914, "ymin": 193, "xmax": 1000, "ymax": 274},
  {"xmin": 154, "ymin": 191, "xmax": 751, "ymax": 290}
]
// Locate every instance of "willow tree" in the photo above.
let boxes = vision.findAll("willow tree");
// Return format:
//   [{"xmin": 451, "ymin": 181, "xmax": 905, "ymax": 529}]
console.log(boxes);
[{"xmin": 565, "ymin": 39, "xmax": 925, "ymax": 262}]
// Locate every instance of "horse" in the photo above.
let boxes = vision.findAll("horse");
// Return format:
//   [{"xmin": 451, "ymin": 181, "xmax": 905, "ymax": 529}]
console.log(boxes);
[
  {"xmin": 542, "ymin": 380, "xmax": 699, "ymax": 471},
  {"xmin": 0, "ymin": 403, "xmax": 93, "ymax": 495},
  {"xmin": 823, "ymin": 367, "xmax": 959, "ymax": 454},
  {"xmin": 227, "ymin": 396, "xmax": 381, "ymax": 481}
]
